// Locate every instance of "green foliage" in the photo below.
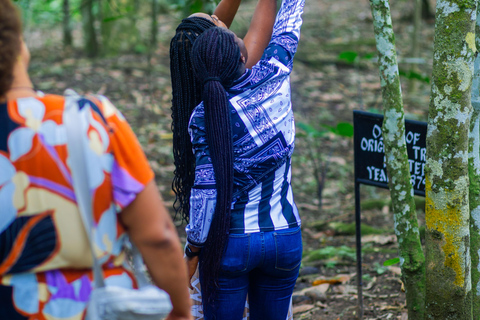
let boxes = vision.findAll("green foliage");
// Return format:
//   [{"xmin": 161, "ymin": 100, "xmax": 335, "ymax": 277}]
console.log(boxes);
[
  {"xmin": 296, "ymin": 121, "xmax": 353, "ymax": 138},
  {"xmin": 338, "ymin": 51, "xmax": 430, "ymax": 84},
  {"xmin": 295, "ymin": 120, "xmax": 353, "ymax": 208},
  {"xmin": 360, "ymin": 198, "xmax": 390, "ymax": 210},
  {"xmin": 338, "ymin": 51, "xmax": 375, "ymax": 64},
  {"xmin": 15, "ymin": 0, "xmax": 83, "ymax": 26},
  {"xmin": 383, "ymin": 257, "xmax": 400, "ymax": 266},
  {"xmin": 362, "ymin": 274, "xmax": 373, "ymax": 282},
  {"xmin": 374, "ymin": 262, "xmax": 388, "ymax": 274},
  {"xmin": 296, "ymin": 122, "xmax": 328, "ymax": 138},
  {"xmin": 134, "ymin": 44, "xmax": 148, "ymax": 54},
  {"xmin": 169, "ymin": 0, "xmax": 218, "ymax": 15},
  {"xmin": 304, "ymin": 245, "xmax": 356, "ymax": 263},
  {"xmin": 328, "ymin": 222, "xmax": 389, "ymax": 235},
  {"xmin": 399, "ymin": 69, "xmax": 430, "ymax": 84}
]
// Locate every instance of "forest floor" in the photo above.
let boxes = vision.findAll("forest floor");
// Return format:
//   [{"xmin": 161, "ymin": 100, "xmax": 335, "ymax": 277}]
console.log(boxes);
[{"xmin": 26, "ymin": 0, "xmax": 437, "ymax": 318}]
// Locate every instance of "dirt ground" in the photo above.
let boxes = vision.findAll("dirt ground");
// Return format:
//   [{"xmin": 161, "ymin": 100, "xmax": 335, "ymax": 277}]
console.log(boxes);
[{"xmin": 25, "ymin": 0, "xmax": 437, "ymax": 318}]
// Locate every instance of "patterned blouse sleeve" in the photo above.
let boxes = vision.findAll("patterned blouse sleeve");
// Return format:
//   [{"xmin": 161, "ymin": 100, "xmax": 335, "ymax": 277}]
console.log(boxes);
[
  {"xmin": 185, "ymin": 104, "xmax": 217, "ymax": 247},
  {"xmin": 262, "ymin": 0, "xmax": 306, "ymax": 71},
  {"xmin": 94, "ymin": 96, "xmax": 154, "ymax": 212}
]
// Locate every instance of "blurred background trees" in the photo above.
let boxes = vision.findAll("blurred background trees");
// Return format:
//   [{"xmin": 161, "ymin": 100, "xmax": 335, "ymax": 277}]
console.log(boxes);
[{"xmin": 15, "ymin": 0, "xmax": 220, "ymax": 57}]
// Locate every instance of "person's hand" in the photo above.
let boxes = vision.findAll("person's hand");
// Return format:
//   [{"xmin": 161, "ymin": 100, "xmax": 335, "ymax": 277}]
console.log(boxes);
[{"xmin": 185, "ymin": 255, "xmax": 199, "ymax": 290}]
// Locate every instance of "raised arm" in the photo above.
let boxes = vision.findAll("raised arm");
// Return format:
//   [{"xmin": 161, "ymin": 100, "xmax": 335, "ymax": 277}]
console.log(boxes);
[
  {"xmin": 243, "ymin": 0, "xmax": 277, "ymax": 68},
  {"xmin": 120, "ymin": 181, "xmax": 192, "ymax": 320},
  {"xmin": 213, "ymin": 0, "xmax": 242, "ymax": 28}
]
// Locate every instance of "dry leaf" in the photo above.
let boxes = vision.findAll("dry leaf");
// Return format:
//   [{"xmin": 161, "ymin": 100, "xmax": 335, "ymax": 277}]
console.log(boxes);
[
  {"xmin": 332, "ymin": 285, "xmax": 345, "ymax": 294},
  {"xmin": 387, "ymin": 266, "xmax": 402, "ymax": 276},
  {"xmin": 329, "ymin": 156, "xmax": 347, "ymax": 166},
  {"xmin": 313, "ymin": 274, "xmax": 351, "ymax": 286},
  {"xmin": 364, "ymin": 276, "xmax": 377, "ymax": 290},
  {"xmin": 293, "ymin": 304, "xmax": 315, "ymax": 314},
  {"xmin": 361, "ymin": 234, "xmax": 397, "ymax": 245}
]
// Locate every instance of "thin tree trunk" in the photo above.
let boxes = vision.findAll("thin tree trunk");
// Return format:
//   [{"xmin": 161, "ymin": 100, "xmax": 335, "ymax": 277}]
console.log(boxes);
[
  {"xmin": 21, "ymin": 0, "xmax": 31, "ymax": 33},
  {"xmin": 99, "ymin": 0, "xmax": 112, "ymax": 54},
  {"xmin": 422, "ymin": 0, "xmax": 434, "ymax": 19},
  {"xmin": 128, "ymin": 0, "xmax": 140, "ymax": 48},
  {"xmin": 151, "ymin": 0, "xmax": 159, "ymax": 50},
  {"xmin": 82, "ymin": 0, "xmax": 99, "ymax": 57},
  {"xmin": 425, "ymin": 0, "xmax": 476, "ymax": 319},
  {"xmin": 369, "ymin": 1, "xmax": 425, "ymax": 319},
  {"xmin": 408, "ymin": 0, "xmax": 422, "ymax": 93},
  {"xmin": 63, "ymin": 0, "xmax": 73, "ymax": 48},
  {"xmin": 469, "ymin": 2, "xmax": 480, "ymax": 316}
]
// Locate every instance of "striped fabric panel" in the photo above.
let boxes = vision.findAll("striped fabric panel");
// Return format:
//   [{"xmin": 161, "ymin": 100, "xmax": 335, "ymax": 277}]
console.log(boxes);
[{"xmin": 231, "ymin": 161, "xmax": 300, "ymax": 234}]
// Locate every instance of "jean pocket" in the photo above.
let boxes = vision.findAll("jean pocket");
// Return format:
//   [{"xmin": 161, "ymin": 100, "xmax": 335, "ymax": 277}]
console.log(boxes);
[
  {"xmin": 220, "ymin": 234, "xmax": 250, "ymax": 273},
  {"xmin": 274, "ymin": 227, "xmax": 302, "ymax": 271}
]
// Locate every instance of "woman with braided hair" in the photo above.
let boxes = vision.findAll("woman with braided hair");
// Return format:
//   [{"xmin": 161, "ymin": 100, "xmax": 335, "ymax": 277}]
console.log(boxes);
[
  {"xmin": 170, "ymin": 0, "xmax": 277, "ymax": 225},
  {"xmin": 179, "ymin": 0, "xmax": 306, "ymax": 318}
]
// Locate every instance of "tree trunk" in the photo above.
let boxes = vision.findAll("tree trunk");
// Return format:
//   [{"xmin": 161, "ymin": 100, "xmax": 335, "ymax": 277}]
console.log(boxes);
[
  {"xmin": 151, "ymin": 0, "xmax": 159, "ymax": 50},
  {"xmin": 99, "ymin": 0, "xmax": 112, "ymax": 54},
  {"xmin": 408, "ymin": 0, "xmax": 422, "ymax": 94},
  {"xmin": 469, "ymin": 2, "xmax": 480, "ymax": 316},
  {"xmin": 82, "ymin": 0, "xmax": 99, "ymax": 57},
  {"xmin": 425, "ymin": 0, "xmax": 477, "ymax": 319},
  {"xmin": 129, "ymin": 0, "xmax": 140, "ymax": 46},
  {"xmin": 369, "ymin": 1, "xmax": 425, "ymax": 319},
  {"xmin": 422, "ymin": 0, "xmax": 434, "ymax": 19},
  {"xmin": 63, "ymin": 0, "xmax": 73, "ymax": 48}
]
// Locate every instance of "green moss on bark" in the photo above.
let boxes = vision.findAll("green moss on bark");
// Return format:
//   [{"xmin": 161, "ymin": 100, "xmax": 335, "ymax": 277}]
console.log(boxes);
[
  {"xmin": 370, "ymin": 1, "xmax": 426, "ymax": 319},
  {"xmin": 425, "ymin": 1, "xmax": 476, "ymax": 319}
]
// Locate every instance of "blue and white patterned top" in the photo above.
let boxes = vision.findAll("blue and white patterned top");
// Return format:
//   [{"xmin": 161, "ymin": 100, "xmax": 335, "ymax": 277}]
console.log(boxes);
[{"xmin": 186, "ymin": 0, "xmax": 305, "ymax": 247}]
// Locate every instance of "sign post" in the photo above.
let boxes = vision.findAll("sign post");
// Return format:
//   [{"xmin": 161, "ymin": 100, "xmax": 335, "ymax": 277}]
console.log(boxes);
[{"xmin": 353, "ymin": 110, "xmax": 427, "ymax": 318}]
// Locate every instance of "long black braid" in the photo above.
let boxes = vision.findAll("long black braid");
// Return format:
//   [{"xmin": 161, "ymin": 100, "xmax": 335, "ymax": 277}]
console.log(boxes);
[
  {"xmin": 170, "ymin": 17, "xmax": 216, "ymax": 223},
  {"xmin": 191, "ymin": 27, "xmax": 243, "ymax": 307}
]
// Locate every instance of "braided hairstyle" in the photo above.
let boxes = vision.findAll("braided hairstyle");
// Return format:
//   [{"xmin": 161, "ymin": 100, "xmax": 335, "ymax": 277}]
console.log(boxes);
[
  {"xmin": 190, "ymin": 26, "xmax": 243, "ymax": 306},
  {"xmin": 170, "ymin": 17, "xmax": 216, "ymax": 223},
  {"xmin": 0, "ymin": 0, "xmax": 22, "ymax": 98}
]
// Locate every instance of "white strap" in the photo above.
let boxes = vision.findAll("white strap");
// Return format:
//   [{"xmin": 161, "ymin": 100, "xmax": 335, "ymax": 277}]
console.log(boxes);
[
  {"xmin": 64, "ymin": 92, "xmax": 150, "ymax": 289},
  {"xmin": 64, "ymin": 94, "xmax": 106, "ymax": 288}
]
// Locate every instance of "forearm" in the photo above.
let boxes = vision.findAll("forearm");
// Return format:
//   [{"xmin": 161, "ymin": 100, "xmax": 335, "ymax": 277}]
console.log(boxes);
[
  {"xmin": 119, "ymin": 181, "xmax": 191, "ymax": 318},
  {"xmin": 214, "ymin": 0, "xmax": 242, "ymax": 28},
  {"xmin": 136, "ymin": 228, "xmax": 191, "ymax": 317},
  {"xmin": 244, "ymin": 0, "xmax": 277, "ymax": 68}
]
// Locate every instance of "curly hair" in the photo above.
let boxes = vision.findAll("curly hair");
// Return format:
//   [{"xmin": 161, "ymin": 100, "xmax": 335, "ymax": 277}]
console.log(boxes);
[{"xmin": 0, "ymin": 0, "xmax": 22, "ymax": 98}]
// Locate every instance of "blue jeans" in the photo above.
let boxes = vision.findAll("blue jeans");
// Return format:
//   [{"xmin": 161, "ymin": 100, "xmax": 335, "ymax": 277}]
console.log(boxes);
[{"xmin": 202, "ymin": 226, "xmax": 302, "ymax": 320}]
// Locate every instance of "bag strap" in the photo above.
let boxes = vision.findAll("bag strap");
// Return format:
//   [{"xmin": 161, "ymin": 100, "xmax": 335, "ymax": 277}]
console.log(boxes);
[
  {"xmin": 64, "ymin": 92, "xmax": 151, "ymax": 289},
  {"xmin": 64, "ymin": 93, "xmax": 106, "ymax": 289}
]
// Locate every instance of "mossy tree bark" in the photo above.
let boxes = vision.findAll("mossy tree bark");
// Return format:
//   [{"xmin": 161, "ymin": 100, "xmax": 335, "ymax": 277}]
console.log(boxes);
[
  {"xmin": 425, "ymin": 0, "xmax": 477, "ymax": 319},
  {"xmin": 369, "ymin": 1, "xmax": 426, "ymax": 319},
  {"xmin": 469, "ymin": 2, "xmax": 480, "ymax": 316}
]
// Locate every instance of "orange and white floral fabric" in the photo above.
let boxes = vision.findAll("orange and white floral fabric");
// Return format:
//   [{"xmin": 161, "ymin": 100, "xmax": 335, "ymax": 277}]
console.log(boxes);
[{"xmin": 0, "ymin": 94, "xmax": 154, "ymax": 319}]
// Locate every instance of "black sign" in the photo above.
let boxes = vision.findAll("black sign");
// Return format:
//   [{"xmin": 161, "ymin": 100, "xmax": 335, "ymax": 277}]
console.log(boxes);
[{"xmin": 353, "ymin": 110, "xmax": 427, "ymax": 196}]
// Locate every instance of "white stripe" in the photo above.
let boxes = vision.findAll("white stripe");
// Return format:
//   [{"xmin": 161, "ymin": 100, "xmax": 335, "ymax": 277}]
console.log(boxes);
[
  {"xmin": 243, "ymin": 183, "xmax": 261, "ymax": 232},
  {"xmin": 270, "ymin": 163, "xmax": 289, "ymax": 229},
  {"xmin": 286, "ymin": 162, "xmax": 300, "ymax": 222}
]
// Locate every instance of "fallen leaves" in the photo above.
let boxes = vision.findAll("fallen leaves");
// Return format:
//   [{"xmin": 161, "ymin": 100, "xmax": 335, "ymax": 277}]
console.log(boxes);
[{"xmin": 312, "ymin": 274, "xmax": 352, "ymax": 286}]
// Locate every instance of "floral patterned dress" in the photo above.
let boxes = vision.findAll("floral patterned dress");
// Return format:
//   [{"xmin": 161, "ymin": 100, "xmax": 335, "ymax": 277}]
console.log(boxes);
[{"xmin": 0, "ymin": 94, "xmax": 154, "ymax": 319}]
